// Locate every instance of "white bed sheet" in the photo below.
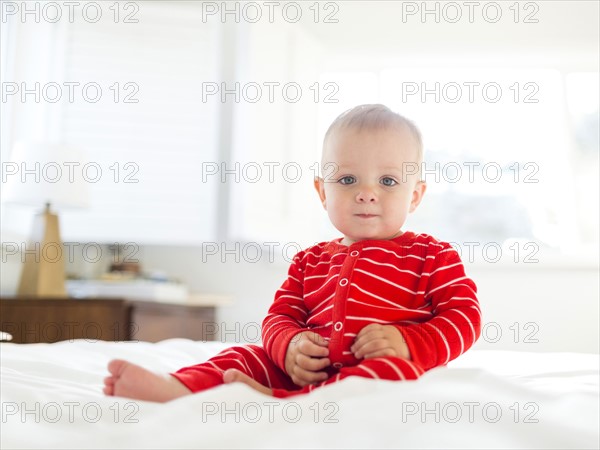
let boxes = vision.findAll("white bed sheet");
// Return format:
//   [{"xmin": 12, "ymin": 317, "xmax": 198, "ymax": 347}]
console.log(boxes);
[{"xmin": 1, "ymin": 339, "xmax": 598, "ymax": 449}]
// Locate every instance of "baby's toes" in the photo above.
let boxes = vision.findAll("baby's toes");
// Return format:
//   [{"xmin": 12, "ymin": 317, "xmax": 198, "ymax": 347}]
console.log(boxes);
[{"xmin": 107, "ymin": 359, "xmax": 129, "ymax": 376}]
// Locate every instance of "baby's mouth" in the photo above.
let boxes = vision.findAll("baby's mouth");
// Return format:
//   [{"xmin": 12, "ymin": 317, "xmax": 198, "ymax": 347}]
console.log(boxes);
[{"xmin": 355, "ymin": 214, "xmax": 378, "ymax": 219}]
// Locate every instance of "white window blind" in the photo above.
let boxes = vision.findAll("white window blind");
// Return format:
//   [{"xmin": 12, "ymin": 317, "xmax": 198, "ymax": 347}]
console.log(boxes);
[
  {"xmin": 226, "ymin": 22, "xmax": 325, "ymax": 248},
  {"xmin": 53, "ymin": 3, "xmax": 220, "ymax": 245}
]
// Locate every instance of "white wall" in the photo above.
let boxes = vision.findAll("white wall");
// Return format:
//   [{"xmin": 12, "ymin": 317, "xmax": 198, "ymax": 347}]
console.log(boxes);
[{"xmin": 467, "ymin": 264, "xmax": 599, "ymax": 353}]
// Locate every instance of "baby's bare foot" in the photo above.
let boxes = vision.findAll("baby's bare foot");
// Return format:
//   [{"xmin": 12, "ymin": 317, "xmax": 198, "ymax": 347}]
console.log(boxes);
[
  {"xmin": 103, "ymin": 359, "xmax": 191, "ymax": 403},
  {"xmin": 223, "ymin": 369, "xmax": 273, "ymax": 396}
]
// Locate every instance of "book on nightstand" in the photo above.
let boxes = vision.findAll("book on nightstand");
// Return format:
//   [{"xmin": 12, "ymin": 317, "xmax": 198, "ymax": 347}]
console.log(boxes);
[{"xmin": 66, "ymin": 279, "xmax": 232, "ymax": 306}]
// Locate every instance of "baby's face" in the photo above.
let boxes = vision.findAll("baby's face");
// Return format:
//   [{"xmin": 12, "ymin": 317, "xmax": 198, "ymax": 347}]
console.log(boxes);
[{"xmin": 315, "ymin": 126, "xmax": 426, "ymax": 245}]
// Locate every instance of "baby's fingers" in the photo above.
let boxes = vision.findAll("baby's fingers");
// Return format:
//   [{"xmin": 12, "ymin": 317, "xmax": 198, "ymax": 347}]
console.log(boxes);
[
  {"xmin": 305, "ymin": 332, "xmax": 329, "ymax": 349},
  {"xmin": 353, "ymin": 339, "xmax": 395, "ymax": 359},
  {"xmin": 296, "ymin": 353, "xmax": 330, "ymax": 372},
  {"xmin": 298, "ymin": 338, "xmax": 329, "ymax": 358},
  {"xmin": 362, "ymin": 348, "xmax": 397, "ymax": 359},
  {"xmin": 291, "ymin": 366, "xmax": 329, "ymax": 386}
]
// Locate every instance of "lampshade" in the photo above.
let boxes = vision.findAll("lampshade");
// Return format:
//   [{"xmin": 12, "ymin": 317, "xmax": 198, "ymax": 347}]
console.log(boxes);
[{"xmin": 1, "ymin": 141, "xmax": 90, "ymax": 210}]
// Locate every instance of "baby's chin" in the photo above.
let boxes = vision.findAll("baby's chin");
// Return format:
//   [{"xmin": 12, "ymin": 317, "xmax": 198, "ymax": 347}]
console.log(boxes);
[{"xmin": 341, "ymin": 231, "xmax": 402, "ymax": 245}]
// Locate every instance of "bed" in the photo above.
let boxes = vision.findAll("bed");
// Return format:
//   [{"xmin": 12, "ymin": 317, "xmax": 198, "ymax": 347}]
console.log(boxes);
[{"xmin": 1, "ymin": 338, "xmax": 598, "ymax": 449}]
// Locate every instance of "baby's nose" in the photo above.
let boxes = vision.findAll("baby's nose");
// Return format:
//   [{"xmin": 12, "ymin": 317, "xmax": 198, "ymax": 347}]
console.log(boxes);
[{"xmin": 356, "ymin": 189, "xmax": 377, "ymax": 203}]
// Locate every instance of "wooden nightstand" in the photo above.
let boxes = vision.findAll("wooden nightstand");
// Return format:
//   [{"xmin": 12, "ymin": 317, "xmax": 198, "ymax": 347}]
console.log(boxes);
[{"xmin": 0, "ymin": 297, "xmax": 217, "ymax": 343}]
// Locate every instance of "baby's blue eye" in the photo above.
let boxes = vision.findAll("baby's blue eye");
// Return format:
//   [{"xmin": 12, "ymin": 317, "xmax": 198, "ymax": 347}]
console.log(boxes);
[
  {"xmin": 381, "ymin": 177, "xmax": 397, "ymax": 186},
  {"xmin": 338, "ymin": 176, "xmax": 356, "ymax": 185}
]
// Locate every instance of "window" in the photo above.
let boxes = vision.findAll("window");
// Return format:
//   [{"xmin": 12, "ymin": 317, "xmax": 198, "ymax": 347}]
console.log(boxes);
[
  {"xmin": 565, "ymin": 72, "xmax": 600, "ymax": 251},
  {"xmin": 1, "ymin": 3, "xmax": 220, "ymax": 245}
]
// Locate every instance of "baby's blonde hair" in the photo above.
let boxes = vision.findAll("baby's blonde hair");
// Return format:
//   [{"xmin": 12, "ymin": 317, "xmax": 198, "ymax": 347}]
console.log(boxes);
[{"xmin": 323, "ymin": 104, "xmax": 424, "ymax": 166}]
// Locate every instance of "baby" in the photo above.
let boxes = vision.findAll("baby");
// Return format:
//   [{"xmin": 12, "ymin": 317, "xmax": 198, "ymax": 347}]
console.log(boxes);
[{"xmin": 104, "ymin": 104, "xmax": 481, "ymax": 401}]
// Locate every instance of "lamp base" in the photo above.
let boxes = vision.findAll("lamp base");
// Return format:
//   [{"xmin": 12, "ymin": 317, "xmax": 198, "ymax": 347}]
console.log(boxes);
[{"xmin": 17, "ymin": 207, "xmax": 67, "ymax": 297}]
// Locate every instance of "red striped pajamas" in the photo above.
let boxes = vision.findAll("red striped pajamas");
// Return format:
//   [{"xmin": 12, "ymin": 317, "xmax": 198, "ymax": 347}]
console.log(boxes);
[{"xmin": 172, "ymin": 231, "xmax": 481, "ymax": 398}]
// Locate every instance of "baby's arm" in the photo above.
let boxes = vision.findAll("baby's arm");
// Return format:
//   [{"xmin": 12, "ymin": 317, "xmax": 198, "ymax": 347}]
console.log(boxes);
[
  {"xmin": 262, "ymin": 251, "xmax": 330, "ymax": 384},
  {"xmin": 392, "ymin": 244, "xmax": 482, "ymax": 370}
]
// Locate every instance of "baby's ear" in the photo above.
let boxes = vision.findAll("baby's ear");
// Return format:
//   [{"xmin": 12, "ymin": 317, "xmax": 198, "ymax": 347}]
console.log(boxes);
[
  {"xmin": 409, "ymin": 181, "xmax": 427, "ymax": 213},
  {"xmin": 314, "ymin": 177, "xmax": 327, "ymax": 209}
]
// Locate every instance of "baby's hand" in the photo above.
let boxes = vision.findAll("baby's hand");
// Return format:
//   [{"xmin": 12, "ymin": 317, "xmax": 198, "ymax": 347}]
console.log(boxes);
[
  {"xmin": 351, "ymin": 324, "xmax": 411, "ymax": 360},
  {"xmin": 284, "ymin": 331, "xmax": 330, "ymax": 387}
]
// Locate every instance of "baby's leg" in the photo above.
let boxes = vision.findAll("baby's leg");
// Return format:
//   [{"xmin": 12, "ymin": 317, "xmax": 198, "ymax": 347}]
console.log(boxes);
[
  {"xmin": 271, "ymin": 356, "xmax": 425, "ymax": 398},
  {"xmin": 103, "ymin": 359, "xmax": 192, "ymax": 403},
  {"xmin": 172, "ymin": 345, "xmax": 298, "ymax": 394},
  {"xmin": 223, "ymin": 368, "xmax": 273, "ymax": 395}
]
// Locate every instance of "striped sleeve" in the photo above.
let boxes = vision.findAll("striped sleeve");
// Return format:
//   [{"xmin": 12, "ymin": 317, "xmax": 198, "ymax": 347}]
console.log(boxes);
[
  {"xmin": 261, "ymin": 252, "xmax": 310, "ymax": 372},
  {"xmin": 395, "ymin": 244, "xmax": 482, "ymax": 371}
]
